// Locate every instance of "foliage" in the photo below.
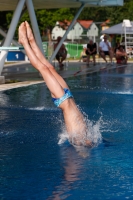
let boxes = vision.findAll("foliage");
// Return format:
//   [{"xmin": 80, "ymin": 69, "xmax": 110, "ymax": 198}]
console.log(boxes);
[
  {"xmin": 1, "ymin": 0, "xmax": 133, "ymax": 38},
  {"xmin": 108, "ymin": 1, "xmax": 133, "ymax": 25},
  {"xmin": 35, "ymin": 8, "xmax": 74, "ymax": 33}
]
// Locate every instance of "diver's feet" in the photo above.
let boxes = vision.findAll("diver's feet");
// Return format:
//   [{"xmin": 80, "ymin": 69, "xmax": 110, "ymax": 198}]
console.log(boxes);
[
  {"xmin": 18, "ymin": 22, "xmax": 28, "ymax": 45},
  {"xmin": 25, "ymin": 21, "xmax": 34, "ymax": 43}
]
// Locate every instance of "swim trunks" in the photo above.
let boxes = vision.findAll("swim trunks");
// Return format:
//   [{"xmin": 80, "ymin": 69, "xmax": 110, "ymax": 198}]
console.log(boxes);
[
  {"xmin": 52, "ymin": 88, "xmax": 73, "ymax": 107},
  {"xmin": 100, "ymin": 51, "xmax": 109, "ymax": 56},
  {"xmin": 116, "ymin": 56, "xmax": 125, "ymax": 64}
]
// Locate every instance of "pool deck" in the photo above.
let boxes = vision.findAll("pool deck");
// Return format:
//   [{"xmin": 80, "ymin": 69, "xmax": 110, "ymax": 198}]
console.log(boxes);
[{"xmin": 0, "ymin": 60, "xmax": 133, "ymax": 91}]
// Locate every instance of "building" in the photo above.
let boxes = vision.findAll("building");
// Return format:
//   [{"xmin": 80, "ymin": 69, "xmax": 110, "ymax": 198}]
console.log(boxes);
[
  {"xmin": 51, "ymin": 20, "xmax": 99, "ymax": 42},
  {"xmin": 78, "ymin": 20, "xmax": 98, "ymax": 42},
  {"xmin": 100, "ymin": 19, "xmax": 110, "ymax": 31}
]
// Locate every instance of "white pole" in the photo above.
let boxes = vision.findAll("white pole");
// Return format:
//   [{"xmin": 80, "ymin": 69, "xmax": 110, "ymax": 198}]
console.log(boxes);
[
  {"xmin": 124, "ymin": 22, "xmax": 127, "ymax": 52},
  {"xmin": 26, "ymin": 0, "xmax": 44, "ymax": 56},
  {"xmin": 94, "ymin": 36, "xmax": 95, "ymax": 42},
  {"xmin": 0, "ymin": 0, "xmax": 26, "ymax": 75},
  {"xmin": 49, "ymin": 3, "xmax": 86, "ymax": 62}
]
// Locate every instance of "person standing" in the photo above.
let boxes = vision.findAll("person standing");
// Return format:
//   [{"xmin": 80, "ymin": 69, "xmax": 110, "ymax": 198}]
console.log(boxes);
[{"xmin": 86, "ymin": 39, "xmax": 97, "ymax": 65}]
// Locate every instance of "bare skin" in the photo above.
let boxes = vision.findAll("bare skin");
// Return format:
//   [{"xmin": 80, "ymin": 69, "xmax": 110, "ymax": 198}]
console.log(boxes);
[
  {"xmin": 116, "ymin": 46, "xmax": 128, "ymax": 64},
  {"xmin": 18, "ymin": 21, "xmax": 92, "ymax": 146}
]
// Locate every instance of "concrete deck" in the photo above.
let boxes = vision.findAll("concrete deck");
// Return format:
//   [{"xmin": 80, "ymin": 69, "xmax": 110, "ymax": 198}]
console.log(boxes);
[{"xmin": 0, "ymin": 60, "xmax": 132, "ymax": 91}]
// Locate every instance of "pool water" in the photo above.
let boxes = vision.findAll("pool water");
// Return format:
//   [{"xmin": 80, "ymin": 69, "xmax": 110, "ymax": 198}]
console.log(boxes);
[{"xmin": 0, "ymin": 65, "xmax": 133, "ymax": 200}]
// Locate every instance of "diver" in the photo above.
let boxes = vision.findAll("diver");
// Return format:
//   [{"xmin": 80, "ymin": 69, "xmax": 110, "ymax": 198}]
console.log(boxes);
[{"xmin": 18, "ymin": 21, "xmax": 92, "ymax": 147}]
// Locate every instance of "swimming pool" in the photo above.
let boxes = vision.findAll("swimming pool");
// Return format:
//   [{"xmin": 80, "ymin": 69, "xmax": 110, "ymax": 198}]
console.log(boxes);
[{"xmin": 0, "ymin": 64, "xmax": 133, "ymax": 200}]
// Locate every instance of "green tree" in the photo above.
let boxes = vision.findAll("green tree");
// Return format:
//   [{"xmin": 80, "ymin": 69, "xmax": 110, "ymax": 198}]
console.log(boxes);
[
  {"xmin": 1, "ymin": 0, "xmax": 133, "ymax": 40},
  {"xmin": 103, "ymin": 0, "xmax": 133, "ymax": 25}
]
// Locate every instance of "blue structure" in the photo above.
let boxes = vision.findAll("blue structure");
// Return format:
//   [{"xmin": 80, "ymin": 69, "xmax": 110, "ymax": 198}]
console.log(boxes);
[{"xmin": 7, "ymin": 51, "xmax": 25, "ymax": 62}]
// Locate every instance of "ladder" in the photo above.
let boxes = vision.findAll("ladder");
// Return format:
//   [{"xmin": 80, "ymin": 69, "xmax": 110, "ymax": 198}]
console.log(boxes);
[{"xmin": 120, "ymin": 19, "xmax": 133, "ymax": 58}]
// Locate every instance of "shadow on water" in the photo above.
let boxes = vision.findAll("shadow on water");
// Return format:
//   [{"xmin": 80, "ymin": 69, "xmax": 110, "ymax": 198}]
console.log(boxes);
[{"xmin": 46, "ymin": 141, "xmax": 100, "ymax": 200}]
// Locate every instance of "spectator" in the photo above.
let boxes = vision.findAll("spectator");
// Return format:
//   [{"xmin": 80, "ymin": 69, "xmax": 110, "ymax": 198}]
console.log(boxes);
[
  {"xmin": 86, "ymin": 39, "xmax": 97, "ymax": 65},
  {"xmin": 99, "ymin": 35, "xmax": 113, "ymax": 64},
  {"xmin": 79, "ymin": 47, "xmax": 87, "ymax": 62},
  {"xmin": 54, "ymin": 36, "xmax": 67, "ymax": 70},
  {"xmin": 115, "ymin": 45, "xmax": 128, "ymax": 64}
]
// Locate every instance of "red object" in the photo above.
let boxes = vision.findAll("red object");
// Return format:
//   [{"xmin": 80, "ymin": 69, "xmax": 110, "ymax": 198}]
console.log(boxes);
[{"xmin": 116, "ymin": 59, "xmax": 122, "ymax": 64}]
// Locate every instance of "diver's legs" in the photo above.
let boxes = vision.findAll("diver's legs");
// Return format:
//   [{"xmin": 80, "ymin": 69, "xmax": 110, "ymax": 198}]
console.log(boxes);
[
  {"xmin": 25, "ymin": 21, "xmax": 68, "ymax": 89},
  {"xmin": 18, "ymin": 22, "xmax": 65, "ymax": 99}
]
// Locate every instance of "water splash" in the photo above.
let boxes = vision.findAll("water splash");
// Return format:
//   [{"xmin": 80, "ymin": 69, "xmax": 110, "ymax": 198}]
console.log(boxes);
[
  {"xmin": 29, "ymin": 106, "xmax": 46, "ymax": 111},
  {"xmin": 58, "ymin": 112, "xmax": 103, "ymax": 147},
  {"xmin": 113, "ymin": 91, "xmax": 133, "ymax": 95},
  {"xmin": 28, "ymin": 107, "xmax": 57, "ymax": 111},
  {"xmin": 58, "ymin": 129, "xmax": 69, "ymax": 145}
]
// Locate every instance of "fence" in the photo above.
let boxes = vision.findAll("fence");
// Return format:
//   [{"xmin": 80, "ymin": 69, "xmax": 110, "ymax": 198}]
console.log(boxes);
[
  {"xmin": 65, "ymin": 43, "xmax": 83, "ymax": 58},
  {"xmin": 42, "ymin": 41, "xmax": 84, "ymax": 59},
  {"xmin": 4, "ymin": 42, "xmax": 85, "ymax": 62}
]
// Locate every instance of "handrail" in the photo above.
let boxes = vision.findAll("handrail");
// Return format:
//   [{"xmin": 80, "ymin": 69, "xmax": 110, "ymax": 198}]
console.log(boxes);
[{"xmin": 0, "ymin": 46, "xmax": 24, "ymax": 50}]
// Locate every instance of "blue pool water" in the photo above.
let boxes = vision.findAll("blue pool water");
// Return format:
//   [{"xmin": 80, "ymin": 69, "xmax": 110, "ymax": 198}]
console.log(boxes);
[{"xmin": 0, "ymin": 65, "xmax": 133, "ymax": 200}]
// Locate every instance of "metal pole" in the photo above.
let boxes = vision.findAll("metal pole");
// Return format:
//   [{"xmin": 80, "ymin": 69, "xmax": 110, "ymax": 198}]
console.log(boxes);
[
  {"xmin": 49, "ymin": 3, "xmax": 86, "ymax": 63},
  {"xmin": 124, "ymin": 23, "xmax": 127, "ymax": 52},
  {"xmin": 0, "ymin": 0, "xmax": 26, "ymax": 75},
  {"xmin": 26, "ymin": 0, "xmax": 44, "ymax": 56},
  {"xmin": 0, "ymin": 28, "xmax": 26, "ymax": 55}
]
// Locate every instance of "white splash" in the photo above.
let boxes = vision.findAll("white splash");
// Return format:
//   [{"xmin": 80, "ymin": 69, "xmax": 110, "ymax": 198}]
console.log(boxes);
[
  {"xmin": 58, "ymin": 129, "xmax": 69, "ymax": 145},
  {"xmin": 28, "ymin": 107, "xmax": 57, "ymax": 111},
  {"xmin": 58, "ymin": 113, "xmax": 103, "ymax": 147},
  {"xmin": 28, "ymin": 106, "xmax": 45, "ymax": 111},
  {"xmin": 113, "ymin": 91, "xmax": 133, "ymax": 95}
]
